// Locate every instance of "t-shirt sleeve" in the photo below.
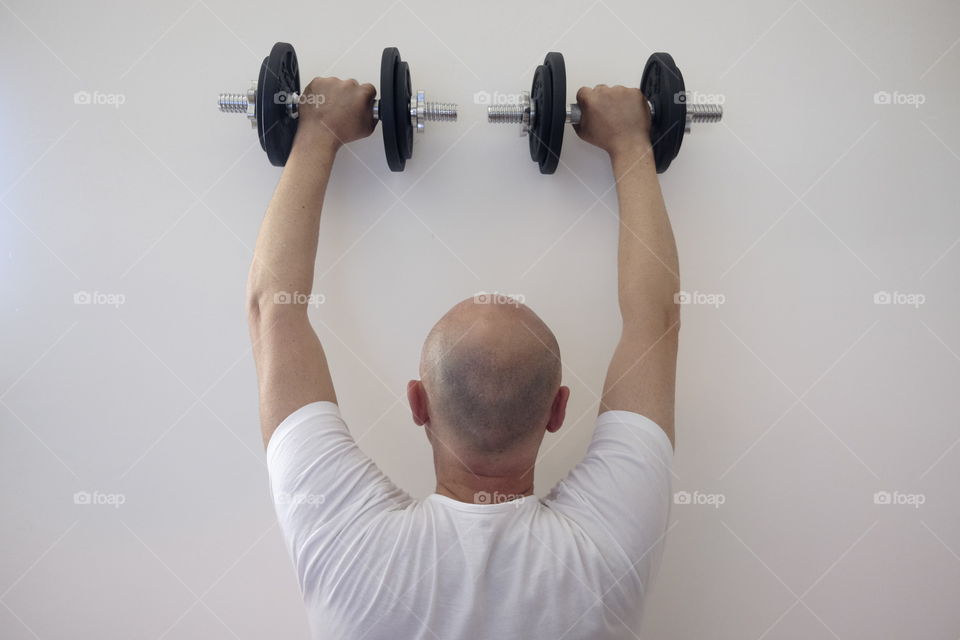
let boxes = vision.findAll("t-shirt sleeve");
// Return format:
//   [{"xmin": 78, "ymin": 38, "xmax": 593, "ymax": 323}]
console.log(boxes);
[
  {"xmin": 543, "ymin": 410, "xmax": 674, "ymax": 590},
  {"xmin": 265, "ymin": 402, "xmax": 412, "ymax": 590}
]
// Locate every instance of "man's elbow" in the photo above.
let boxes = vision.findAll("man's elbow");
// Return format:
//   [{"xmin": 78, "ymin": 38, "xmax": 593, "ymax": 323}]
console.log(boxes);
[
  {"xmin": 620, "ymin": 291, "xmax": 681, "ymax": 334},
  {"xmin": 246, "ymin": 264, "xmax": 286, "ymax": 331},
  {"xmin": 246, "ymin": 283, "xmax": 268, "ymax": 344},
  {"xmin": 246, "ymin": 262, "xmax": 267, "ymax": 324},
  {"xmin": 245, "ymin": 261, "xmax": 285, "ymax": 325},
  {"xmin": 246, "ymin": 283, "xmax": 308, "ymax": 331},
  {"xmin": 246, "ymin": 288, "xmax": 264, "ymax": 330}
]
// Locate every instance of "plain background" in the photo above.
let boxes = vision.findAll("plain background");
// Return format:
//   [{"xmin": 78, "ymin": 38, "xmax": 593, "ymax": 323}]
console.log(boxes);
[{"xmin": 2, "ymin": 0, "xmax": 959, "ymax": 638}]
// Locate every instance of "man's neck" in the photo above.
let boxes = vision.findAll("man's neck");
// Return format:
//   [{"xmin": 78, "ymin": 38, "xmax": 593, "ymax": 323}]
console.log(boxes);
[
  {"xmin": 430, "ymin": 433, "xmax": 539, "ymax": 503},
  {"xmin": 436, "ymin": 479, "xmax": 533, "ymax": 504},
  {"xmin": 435, "ymin": 473, "xmax": 534, "ymax": 504}
]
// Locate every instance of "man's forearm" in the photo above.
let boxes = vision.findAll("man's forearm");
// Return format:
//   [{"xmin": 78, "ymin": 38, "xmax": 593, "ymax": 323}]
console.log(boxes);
[
  {"xmin": 247, "ymin": 133, "xmax": 339, "ymax": 313},
  {"xmin": 610, "ymin": 146, "xmax": 680, "ymax": 328}
]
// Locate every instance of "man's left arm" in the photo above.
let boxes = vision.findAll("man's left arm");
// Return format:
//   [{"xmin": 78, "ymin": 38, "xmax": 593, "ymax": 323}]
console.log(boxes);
[{"xmin": 247, "ymin": 77, "xmax": 377, "ymax": 447}]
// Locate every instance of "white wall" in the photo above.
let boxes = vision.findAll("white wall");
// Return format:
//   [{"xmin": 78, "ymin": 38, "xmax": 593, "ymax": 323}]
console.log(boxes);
[{"xmin": 2, "ymin": 0, "xmax": 958, "ymax": 637}]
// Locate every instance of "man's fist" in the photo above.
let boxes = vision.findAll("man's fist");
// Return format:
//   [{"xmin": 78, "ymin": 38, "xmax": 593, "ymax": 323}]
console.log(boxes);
[
  {"xmin": 573, "ymin": 85, "xmax": 651, "ymax": 157},
  {"xmin": 294, "ymin": 77, "xmax": 377, "ymax": 149}
]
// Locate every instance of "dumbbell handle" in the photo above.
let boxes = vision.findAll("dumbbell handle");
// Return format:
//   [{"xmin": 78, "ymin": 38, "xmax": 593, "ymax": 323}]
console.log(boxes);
[
  {"xmin": 488, "ymin": 92, "xmax": 722, "ymax": 133},
  {"xmin": 218, "ymin": 86, "xmax": 457, "ymax": 132}
]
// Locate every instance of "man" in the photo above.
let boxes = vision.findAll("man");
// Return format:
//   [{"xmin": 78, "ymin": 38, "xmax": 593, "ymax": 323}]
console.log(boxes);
[{"xmin": 247, "ymin": 76, "xmax": 679, "ymax": 639}]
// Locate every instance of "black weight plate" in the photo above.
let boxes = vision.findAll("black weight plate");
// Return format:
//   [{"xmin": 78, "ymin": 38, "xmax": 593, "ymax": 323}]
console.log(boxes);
[
  {"xmin": 527, "ymin": 64, "xmax": 555, "ymax": 173},
  {"xmin": 394, "ymin": 59, "xmax": 413, "ymax": 163},
  {"xmin": 380, "ymin": 47, "xmax": 404, "ymax": 171},
  {"xmin": 527, "ymin": 63, "xmax": 550, "ymax": 168},
  {"xmin": 640, "ymin": 52, "xmax": 685, "ymax": 173},
  {"xmin": 257, "ymin": 42, "xmax": 300, "ymax": 167},
  {"xmin": 540, "ymin": 51, "xmax": 566, "ymax": 174}
]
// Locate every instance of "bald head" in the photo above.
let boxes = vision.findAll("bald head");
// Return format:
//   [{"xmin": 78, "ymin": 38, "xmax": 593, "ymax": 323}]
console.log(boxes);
[{"xmin": 419, "ymin": 296, "xmax": 562, "ymax": 454}]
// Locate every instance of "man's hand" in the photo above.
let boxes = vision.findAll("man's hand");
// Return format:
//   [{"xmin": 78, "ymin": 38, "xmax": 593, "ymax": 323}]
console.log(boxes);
[
  {"xmin": 573, "ymin": 85, "xmax": 652, "ymax": 157},
  {"xmin": 294, "ymin": 77, "xmax": 377, "ymax": 151}
]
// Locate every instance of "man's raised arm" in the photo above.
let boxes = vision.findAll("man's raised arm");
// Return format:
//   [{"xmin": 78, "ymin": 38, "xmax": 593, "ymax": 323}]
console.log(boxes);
[
  {"xmin": 247, "ymin": 78, "xmax": 376, "ymax": 446},
  {"xmin": 574, "ymin": 85, "xmax": 681, "ymax": 446}
]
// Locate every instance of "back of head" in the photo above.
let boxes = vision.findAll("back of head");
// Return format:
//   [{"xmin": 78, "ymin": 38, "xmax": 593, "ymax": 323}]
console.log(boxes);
[{"xmin": 420, "ymin": 296, "xmax": 561, "ymax": 455}]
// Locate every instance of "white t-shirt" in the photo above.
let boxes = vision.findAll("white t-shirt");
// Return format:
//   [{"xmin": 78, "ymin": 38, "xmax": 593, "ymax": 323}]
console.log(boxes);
[{"xmin": 267, "ymin": 402, "xmax": 673, "ymax": 640}]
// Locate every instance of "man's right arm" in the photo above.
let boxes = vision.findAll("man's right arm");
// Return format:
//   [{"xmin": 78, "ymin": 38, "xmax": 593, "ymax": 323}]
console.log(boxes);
[{"xmin": 574, "ymin": 85, "xmax": 681, "ymax": 447}]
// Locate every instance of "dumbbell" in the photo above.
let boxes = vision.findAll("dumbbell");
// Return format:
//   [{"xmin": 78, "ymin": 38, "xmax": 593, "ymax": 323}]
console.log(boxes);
[
  {"xmin": 217, "ymin": 42, "xmax": 457, "ymax": 171},
  {"xmin": 487, "ymin": 52, "xmax": 723, "ymax": 174}
]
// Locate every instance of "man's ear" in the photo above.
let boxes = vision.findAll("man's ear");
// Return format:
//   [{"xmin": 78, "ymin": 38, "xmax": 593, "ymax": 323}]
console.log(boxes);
[
  {"xmin": 407, "ymin": 380, "xmax": 428, "ymax": 426},
  {"xmin": 546, "ymin": 385, "xmax": 570, "ymax": 433}
]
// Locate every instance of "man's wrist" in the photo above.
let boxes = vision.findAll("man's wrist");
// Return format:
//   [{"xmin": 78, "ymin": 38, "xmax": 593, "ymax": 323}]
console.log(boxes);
[
  {"xmin": 609, "ymin": 142, "xmax": 656, "ymax": 178},
  {"xmin": 290, "ymin": 126, "xmax": 341, "ymax": 160}
]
